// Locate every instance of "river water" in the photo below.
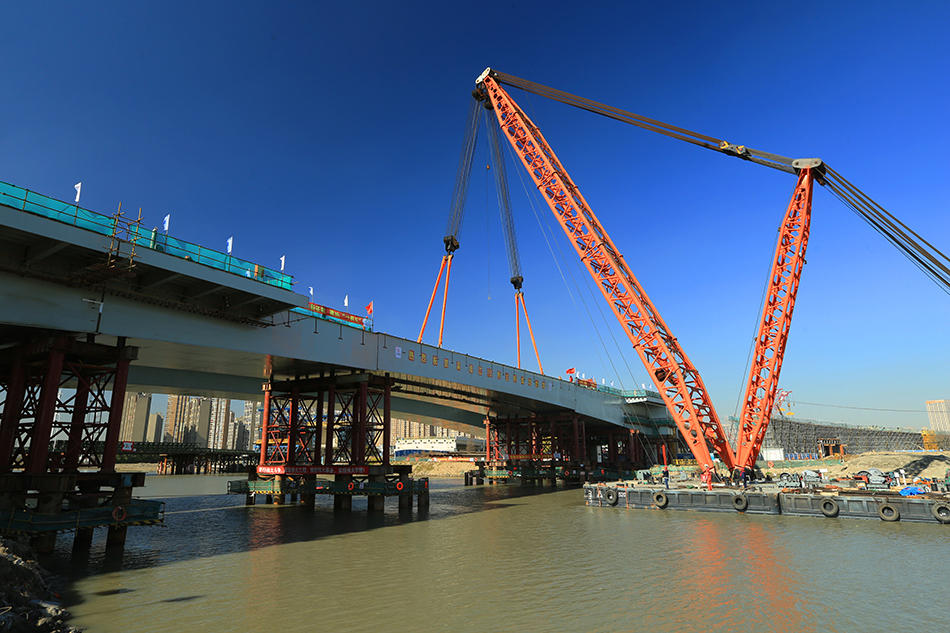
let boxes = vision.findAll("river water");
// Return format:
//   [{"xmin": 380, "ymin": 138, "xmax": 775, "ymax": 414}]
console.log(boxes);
[{"xmin": 46, "ymin": 475, "xmax": 950, "ymax": 632}]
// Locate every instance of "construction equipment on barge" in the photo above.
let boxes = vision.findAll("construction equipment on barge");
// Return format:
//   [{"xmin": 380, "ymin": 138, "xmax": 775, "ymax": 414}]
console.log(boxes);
[
  {"xmin": 585, "ymin": 481, "xmax": 950, "ymax": 524},
  {"xmin": 471, "ymin": 67, "xmax": 949, "ymax": 476}
]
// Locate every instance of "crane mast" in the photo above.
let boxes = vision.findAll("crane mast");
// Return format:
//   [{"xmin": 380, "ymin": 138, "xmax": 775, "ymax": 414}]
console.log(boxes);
[
  {"xmin": 734, "ymin": 166, "xmax": 815, "ymax": 469},
  {"xmin": 470, "ymin": 67, "xmax": 938, "ymax": 471},
  {"xmin": 476, "ymin": 69, "xmax": 737, "ymax": 470}
]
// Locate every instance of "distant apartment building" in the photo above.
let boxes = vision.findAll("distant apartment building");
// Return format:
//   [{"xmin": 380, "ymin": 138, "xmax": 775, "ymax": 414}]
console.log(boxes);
[
  {"xmin": 119, "ymin": 393, "xmax": 152, "ymax": 443},
  {"xmin": 244, "ymin": 400, "xmax": 260, "ymax": 447},
  {"xmin": 926, "ymin": 400, "xmax": 950, "ymax": 433},
  {"xmin": 392, "ymin": 418, "xmax": 473, "ymax": 440},
  {"xmin": 166, "ymin": 395, "xmax": 213, "ymax": 446},
  {"xmin": 209, "ymin": 398, "xmax": 232, "ymax": 449},
  {"xmin": 166, "ymin": 395, "xmax": 189, "ymax": 442},
  {"xmin": 146, "ymin": 413, "xmax": 164, "ymax": 443},
  {"xmin": 228, "ymin": 418, "xmax": 250, "ymax": 450}
]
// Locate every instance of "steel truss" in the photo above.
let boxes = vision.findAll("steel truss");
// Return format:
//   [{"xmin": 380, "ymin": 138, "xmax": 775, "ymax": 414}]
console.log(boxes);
[
  {"xmin": 485, "ymin": 414, "xmax": 584, "ymax": 462},
  {"xmin": 477, "ymin": 74, "xmax": 736, "ymax": 470},
  {"xmin": 0, "ymin": 337, "xmax": 136, "ymax": 474},
  {"xmin": 259, "ymin": 374, "xmax": 393, "ymax": 469}
]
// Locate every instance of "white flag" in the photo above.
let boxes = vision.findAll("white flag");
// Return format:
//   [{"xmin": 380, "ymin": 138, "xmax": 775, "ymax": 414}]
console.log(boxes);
[
  {"xmin": 227, "ymin": 237, "xmax": 233, "ymax": 254},
  {"xmin": 308, "ymin": 287, "xmax": 313, "ymax": 297},
  {"xmin": 280, "ymin": 255, "xmax": 285, "ymax": 271},
  {"xmin": 163, "ymin": 214, "xmax": 170, "ymax": 233},
  {"xmin": 344, "ymin": 294, "xmax": 348, "ymax": 307},
  {"xmin": 74, "ymin": 182, "xmax": 82, "ymax": 203}
]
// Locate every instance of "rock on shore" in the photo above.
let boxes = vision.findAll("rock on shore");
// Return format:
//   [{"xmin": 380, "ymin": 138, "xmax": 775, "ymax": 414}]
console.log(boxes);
[{"xmin": 0, "ymin": 538, "xmax": 79, "ymax": 633}]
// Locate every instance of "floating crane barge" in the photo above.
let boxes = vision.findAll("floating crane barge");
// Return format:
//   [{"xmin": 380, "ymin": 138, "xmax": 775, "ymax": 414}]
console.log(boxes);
[{"xmin": 584, "ymin": 481, "xmax": 950, "ymax": 525}]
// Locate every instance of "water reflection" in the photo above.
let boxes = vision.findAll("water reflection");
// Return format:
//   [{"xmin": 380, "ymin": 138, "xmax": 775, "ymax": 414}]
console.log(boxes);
[{"xmin": 52, "ymin": 478, "xmax": 950, "ymax": 633}]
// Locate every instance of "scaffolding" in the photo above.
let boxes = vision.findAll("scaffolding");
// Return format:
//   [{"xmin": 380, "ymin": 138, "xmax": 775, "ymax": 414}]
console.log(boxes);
[{"xmin": 726, "ymin": 416, "xmax": 925, "ymax": 458}]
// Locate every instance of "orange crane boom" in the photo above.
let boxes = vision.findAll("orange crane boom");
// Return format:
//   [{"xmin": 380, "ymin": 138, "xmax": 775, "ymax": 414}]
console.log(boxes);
[
  {"xmin": 734, "ymin": 166, "xmax": 815, "ymax": 470},
  {"xmin": 473, "ymin": 68, "xmax": 940, "ymax": 470},
  {"xmin": 476, "ymin": 69, "xmax": 737, "ymax": 470}
]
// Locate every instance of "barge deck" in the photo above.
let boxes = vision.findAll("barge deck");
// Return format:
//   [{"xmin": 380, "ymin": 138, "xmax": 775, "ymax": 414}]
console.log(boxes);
[{"xmin": 585, "ymin": 482, "xmax": 950, "ymax": 525}]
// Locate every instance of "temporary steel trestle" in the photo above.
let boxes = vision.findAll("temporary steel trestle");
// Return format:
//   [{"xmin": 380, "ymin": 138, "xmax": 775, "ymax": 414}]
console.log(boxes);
[
  {"xmin": 481, "ymin": 414, "xmax": 667, "ymax": 485},
  {"xmin": 0, "ymin": 335, "xmax": 153, "ymax": 552},
  {"xmin": 254, "ymin": 373, "xmax": 428, "ymax": 511}
]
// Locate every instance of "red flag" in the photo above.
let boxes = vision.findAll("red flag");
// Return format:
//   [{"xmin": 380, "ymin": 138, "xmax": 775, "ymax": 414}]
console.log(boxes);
[
  {"xmin": 366, "ymin": 301, "xmax": 374, "ymax": 316},
  {"xmin": 565, "ymin": 367, "xmax": 576, "ymax": 375}
]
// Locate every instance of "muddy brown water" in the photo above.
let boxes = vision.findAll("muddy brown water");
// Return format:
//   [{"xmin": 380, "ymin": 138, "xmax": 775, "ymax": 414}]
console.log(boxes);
[{"xmin": 44, "ymin": 475, "xmax": 950, "ymax": 632}]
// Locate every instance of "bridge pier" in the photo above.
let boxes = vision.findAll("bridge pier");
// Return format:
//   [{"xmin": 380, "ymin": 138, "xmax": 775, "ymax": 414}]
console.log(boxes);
[
  {"xmin": 241, "ymin": 372, "xmax": 429, "ymax": 513},
  {"xmin": 0, "ymin": 336, "xmax": 160, "ymax": 553},
  {"xmin": 483, "ymin": 413, "xmax": 594, "ymax": 485}
]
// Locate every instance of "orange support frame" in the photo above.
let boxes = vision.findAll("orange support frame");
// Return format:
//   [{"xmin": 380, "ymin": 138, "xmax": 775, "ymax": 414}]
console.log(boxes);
[
  {"xmin": 418, "ymin": 254, "xmax": 453, "ymax": 347},
  {"xmin": 735, "ymin": 169, "xmax": 814, "ymax": 469},
  {"xmin": 515, "ymin": 291, "xmax": 544, "ymax": 374},
  {"xmin": 479, "ymin": 72, "xmax": 736, "ymax": 470}
]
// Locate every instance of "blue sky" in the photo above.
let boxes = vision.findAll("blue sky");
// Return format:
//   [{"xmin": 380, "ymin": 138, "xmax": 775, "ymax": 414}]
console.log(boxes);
[{"xmin": 2, "ymin": 2, "xmax": 947, "ymax": 428}]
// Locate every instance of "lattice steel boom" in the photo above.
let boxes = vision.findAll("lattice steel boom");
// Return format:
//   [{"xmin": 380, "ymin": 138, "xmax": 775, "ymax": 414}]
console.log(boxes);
[
  {"xmin": 734, "ymin": 166, "xmax": 815, "ymax": 469},
  {"xmin": 476, "ymin": 68, "xmax": 737, "ymax": 470}
]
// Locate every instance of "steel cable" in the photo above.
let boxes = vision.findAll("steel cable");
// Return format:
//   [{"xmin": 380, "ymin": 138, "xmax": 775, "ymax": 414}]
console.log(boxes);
[
  {"xmin": 445, "ymin": 98, "xmax": 482, "ymax": 242},
  {"xmin": 822, "ymin": 165, "xmax": 950, "ymax": 294}
]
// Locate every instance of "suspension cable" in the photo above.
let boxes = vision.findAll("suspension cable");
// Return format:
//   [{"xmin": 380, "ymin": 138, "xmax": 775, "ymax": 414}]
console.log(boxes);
[
  {"xmin": 484, "ymin": 69, "xmax": 950, "ymax": 297},
  {"xmin": 821, "ymin": 165, "xmax": 950, "ymax": 295}
]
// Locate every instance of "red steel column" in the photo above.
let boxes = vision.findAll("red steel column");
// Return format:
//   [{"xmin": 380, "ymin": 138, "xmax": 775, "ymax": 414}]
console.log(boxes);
[
  {"xmin": 0, "ymin": 356, "xmax": 27, "ymax": 472},
  {"xmin": 288, "ymin": 388, "xmax": 299, "ymax": 466},
  {"xmin": 314, "ymin": 389, "xmax": 325, "ymax": 466},
  {"xmin": 259, "ymin": 388, "xmax": 272, "ymax": 465},
  {"xmin": 100, "ymin": 353, "xmax": 131, "ymax": 472},
  {"xmin": 382, "ymin": 379, "xmax": 391, "ymax": 467},
  {"xmin": 25, "ymin": 346, "xmax": 66, "ymax": 474},
  {"xmin": 356, "ymin": 382, "xmax": 368, "ymax": 465},
  {"xmin": 324, "ymin": 386, "xmax": 336, "ymax": 465},
  {"xmin": 62, "ymin": 375, "xmax": 91, "ymax": 471}
]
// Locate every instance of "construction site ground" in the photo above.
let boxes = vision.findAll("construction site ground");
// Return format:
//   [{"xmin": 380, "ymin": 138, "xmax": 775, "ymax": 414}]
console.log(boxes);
[
  {"xmin": 767, "ymin": 451, "xmax": 950, "ymax": 481},
  {"xmin": 111, "ymin": 452, "xmax": 950, "ymax": 481}
]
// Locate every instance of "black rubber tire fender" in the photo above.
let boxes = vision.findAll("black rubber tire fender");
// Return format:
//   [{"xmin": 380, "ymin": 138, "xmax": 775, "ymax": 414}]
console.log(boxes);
[
  {"xmin": 930, "ymin": 502, "xmax": 950, "ymax": 524},
  {"xmin": 732, "ymin": 494, "xmax": 749, "ymax": 512},
  {"xmin": 604, "ymin": 487, "xmax": 619, "ymax": 506},
  {"xmin": 653, "ymin": 491, "xmax": 669, "ymax": 508},
  {"xmin": 820, "ymin": 498, "xmax": 840, "ymax": 518},
  {"xmin": 878, "ymin": 502, "xmax": 900, "ymax": 522}
]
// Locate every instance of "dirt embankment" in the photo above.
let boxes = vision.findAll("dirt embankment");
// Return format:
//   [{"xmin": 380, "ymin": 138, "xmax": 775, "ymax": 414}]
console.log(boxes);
[
  {"xmin": 0, "ymin": 538, "xmax": 79, "ymax": 632},
  {"xmin": 773, "ymin": 451, "xmax": 950, "ymax": 481},
  {"xmin": 401, "ymin": 452, "xmax": 950, "ymax": 481},
  {"xmin": 400, "ymin": 460, "xmax": 475, "ymax": 478}
]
